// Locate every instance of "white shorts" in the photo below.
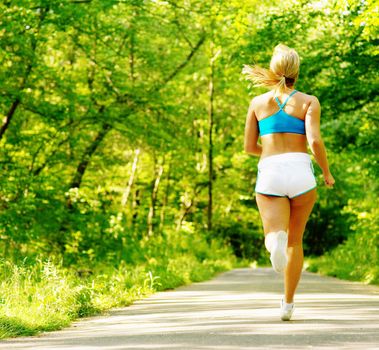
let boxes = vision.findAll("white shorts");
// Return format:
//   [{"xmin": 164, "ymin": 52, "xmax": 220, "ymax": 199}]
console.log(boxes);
[{"xmin": 255, "ymin": 152, "xmax": 317, "ymax": 199}]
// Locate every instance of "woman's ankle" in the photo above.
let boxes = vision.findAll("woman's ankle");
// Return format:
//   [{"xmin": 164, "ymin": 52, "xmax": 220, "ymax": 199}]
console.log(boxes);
[{"xmin": 284, "ymin": 297, "xmax": 294, "ymax": 304}]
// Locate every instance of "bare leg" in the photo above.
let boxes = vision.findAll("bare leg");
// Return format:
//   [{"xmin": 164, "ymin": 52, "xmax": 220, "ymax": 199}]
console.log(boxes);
[
  {"xmin": 255, "ymin": 193, "xmax": 290, "ymax": 240},
  {"xmin": 285, "ymin": 189, "xmax": 317, "ymax": 303}
]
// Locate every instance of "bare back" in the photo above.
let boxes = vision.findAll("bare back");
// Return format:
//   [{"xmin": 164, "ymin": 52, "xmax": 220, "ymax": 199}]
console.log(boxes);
[{"xmin": 253, "ymin": 90, "xmax": 312, "ymax": 158}]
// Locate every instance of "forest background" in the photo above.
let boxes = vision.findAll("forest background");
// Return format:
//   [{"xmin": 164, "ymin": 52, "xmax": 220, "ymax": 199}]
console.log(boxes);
[{"xmin": 0, "ymin": 0, "xmax": 377, "ymax": 339}]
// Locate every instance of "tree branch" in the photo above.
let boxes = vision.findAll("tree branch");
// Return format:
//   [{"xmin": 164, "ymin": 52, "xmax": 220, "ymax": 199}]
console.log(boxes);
[{"xmin": 151, "ymin": 32, "xmax": 207, "ymax": 92}]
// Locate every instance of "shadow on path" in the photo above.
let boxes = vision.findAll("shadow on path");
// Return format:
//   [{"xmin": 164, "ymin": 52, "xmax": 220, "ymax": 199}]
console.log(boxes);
[{"xmin": 1, "ymin": 268, "xmax": 378, "ymax": 350}]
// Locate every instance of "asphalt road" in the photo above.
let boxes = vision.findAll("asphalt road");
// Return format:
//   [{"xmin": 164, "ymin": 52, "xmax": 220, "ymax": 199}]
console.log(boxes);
[{"xmin": 1, "ymin": 267, "xmax": 379, "ymax": 350}]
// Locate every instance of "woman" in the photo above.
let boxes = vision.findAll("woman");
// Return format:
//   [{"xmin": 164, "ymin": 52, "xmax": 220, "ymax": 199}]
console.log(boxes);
[{"xmin": 242, "ymin": 44, "xmax": 335, "ymax": 321}]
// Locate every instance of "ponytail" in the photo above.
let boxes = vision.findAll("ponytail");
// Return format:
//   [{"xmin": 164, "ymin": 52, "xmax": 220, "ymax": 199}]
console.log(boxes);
[
  {"xmin": 242, "ymin": 44, "xmax": 300, "ymax": 94},
  {"xmin": 242, "ymin": 64, "xmax": 288, "ymax": 93}
]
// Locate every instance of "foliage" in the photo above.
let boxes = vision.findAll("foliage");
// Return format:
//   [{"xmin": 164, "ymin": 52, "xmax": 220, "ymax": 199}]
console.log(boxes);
[
  {"xmin": 0, "ymin": 227, "xmax": 236, "ymax": 339},
  {"xmin": 0, "ymin": 0, "xmax": 377, "ymax": 339},
  {"xmin": 306, "ymin": 206, "xmax": 379, "ymax": 284}
]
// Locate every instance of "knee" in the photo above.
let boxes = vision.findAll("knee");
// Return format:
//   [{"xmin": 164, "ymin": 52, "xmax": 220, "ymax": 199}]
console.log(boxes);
[{"xmin": 287, "ymin": 241, "xmax": 303, "ymax": 249}]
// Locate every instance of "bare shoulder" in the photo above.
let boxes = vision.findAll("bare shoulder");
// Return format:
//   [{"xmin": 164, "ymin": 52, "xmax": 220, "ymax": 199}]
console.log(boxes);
[
  {"xmin": 249, "ymin": 91, "xmax": 272, "ymax": 107},
  {"xmin": 298, "ymin": 91, "xmax": 320, "ymax": 104}
]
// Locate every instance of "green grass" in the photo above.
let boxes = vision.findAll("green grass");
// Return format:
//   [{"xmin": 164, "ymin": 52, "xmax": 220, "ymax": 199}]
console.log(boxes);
[
  {"xmin": 305, "ymin": 212, "xmax": 379, "ymax": 285},
  {"xmin": 0, "ymin": 230, "xmax": 239, "ymax": 339}
]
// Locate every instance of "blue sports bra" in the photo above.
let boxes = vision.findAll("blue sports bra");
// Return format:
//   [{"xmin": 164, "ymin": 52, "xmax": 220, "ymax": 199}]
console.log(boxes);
[{"xmin": 258, "ymin": 90, "xmax": 305, "ymax": 136}]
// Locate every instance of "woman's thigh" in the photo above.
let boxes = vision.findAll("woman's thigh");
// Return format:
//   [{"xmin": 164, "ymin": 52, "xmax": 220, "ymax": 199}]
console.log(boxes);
[
  {"xmin": 256, "ymin": 193, "xmax": 290, "ymax": 234},
  {"xmin": 288, "ymin": 188, "xmax": 317, "ymax": 246}
]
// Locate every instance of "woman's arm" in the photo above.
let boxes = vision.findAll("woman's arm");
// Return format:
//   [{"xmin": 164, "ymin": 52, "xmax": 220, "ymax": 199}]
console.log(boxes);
[
  {"xmin": 244, "ymin": 98, "xmax": 262, "ymax": 156},
  {"xmin": 305, "ymin": 96, "xmax": 335, "ymax": 188}
]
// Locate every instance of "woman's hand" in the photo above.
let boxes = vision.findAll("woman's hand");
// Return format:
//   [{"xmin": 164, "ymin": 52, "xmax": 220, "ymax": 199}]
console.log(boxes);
[{"xmin": 323, "ymin": 171, "xmax": 335, "ymax": 188}]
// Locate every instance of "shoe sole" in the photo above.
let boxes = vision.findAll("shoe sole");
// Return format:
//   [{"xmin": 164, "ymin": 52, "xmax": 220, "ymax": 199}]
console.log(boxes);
[
  {"xmin": 270, "ymin": 232, "xmax": 288, "ymax": 273},
  {"xmin": 281, "ymin": 314, "xmax": 292, "ymax": 321}
]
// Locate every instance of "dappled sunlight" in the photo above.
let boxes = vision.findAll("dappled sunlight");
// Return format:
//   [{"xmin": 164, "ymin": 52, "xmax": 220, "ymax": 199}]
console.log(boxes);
[
  {"xmin": 1, "ymin": 268, "xmax": 378, "ymax": 349},
  {"xmin": 0, "ymin": 0, "xmax": 377, "ymax": 347}
]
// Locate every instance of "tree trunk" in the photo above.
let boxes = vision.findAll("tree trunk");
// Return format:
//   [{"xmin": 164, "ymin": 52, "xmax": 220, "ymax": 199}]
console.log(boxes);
[
  {"xmin": 121, "ymin": 148, "xmax": 140, "ymax": 207},
  {"xmin": 147, "ymin": 155, "xmax": 165, "ymax": 237},
  {"xmin": 129, "ymin": 26, "xmax": 136, "ymax": 84},
  {"xmin": 69, "ymin": 122, "xmax": 111, "ymax": 190},
  {"xmin": 132, "ymin": 188, "xmax": 141, "ymax": 228},
  {"xmin": 0, "ymin": 7, "xmax": 49, "ymax": 141},
  {"xmin": 0, "ymin": 99, "xmax": 20, "ymax": 140},
  {"xmin": 176, "ymin": 185, "xmax": 204, "ymax": 232},
  {"xmin": 207, "ymin": 42, "xmax": 217, "ymax": 232},
  {"xmin": 159, "ymin": 153, "xmax": 172, "ymax": 234},
  {"xmin": 176, "ymin": 196, "xmax": 193, "ymax": 232}
]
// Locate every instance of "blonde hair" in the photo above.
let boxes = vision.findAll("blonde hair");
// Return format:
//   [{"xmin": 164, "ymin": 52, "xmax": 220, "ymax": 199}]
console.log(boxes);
[{"xmin": 242, "ymin": 44, "xmax": 300, "ymax": 93}]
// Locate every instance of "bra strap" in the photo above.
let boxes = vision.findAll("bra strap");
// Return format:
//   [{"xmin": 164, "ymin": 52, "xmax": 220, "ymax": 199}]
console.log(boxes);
[
  {"xmin": 275, "ymin": 89, "xmax": 298, "ymax": 109},
  {"xmin": 274, "ymin": 96, "xmax": 282, "ymax": 109},
  {"xmin": 282, "ymin": 89, "xmax": 297, "ymax": 107}
]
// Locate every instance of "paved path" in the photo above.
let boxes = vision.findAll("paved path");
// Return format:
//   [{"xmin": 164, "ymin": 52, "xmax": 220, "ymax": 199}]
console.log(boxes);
[{"xmin": 1, "ymin": 267, "xmax": 379, "ymax": 349}]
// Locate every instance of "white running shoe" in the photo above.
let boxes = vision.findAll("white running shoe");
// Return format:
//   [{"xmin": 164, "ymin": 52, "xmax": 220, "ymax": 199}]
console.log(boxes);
[
  {"xmin": 269, "ymin": 231, "xmax": 288, "ymax": 273},
  {"xmin": 280, "ymin": 298, "xmax": 294, "ymax": 321}
]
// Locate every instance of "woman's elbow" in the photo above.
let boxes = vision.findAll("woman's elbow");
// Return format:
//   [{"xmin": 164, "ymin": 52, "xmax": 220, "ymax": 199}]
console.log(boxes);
[
  {"xmin": 308, "ymin": 137, "xmax": 323, "ymax": 147},
  {"xmin": 244, "ymin": 145, "xmax": 259, "ymax": 155}
]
